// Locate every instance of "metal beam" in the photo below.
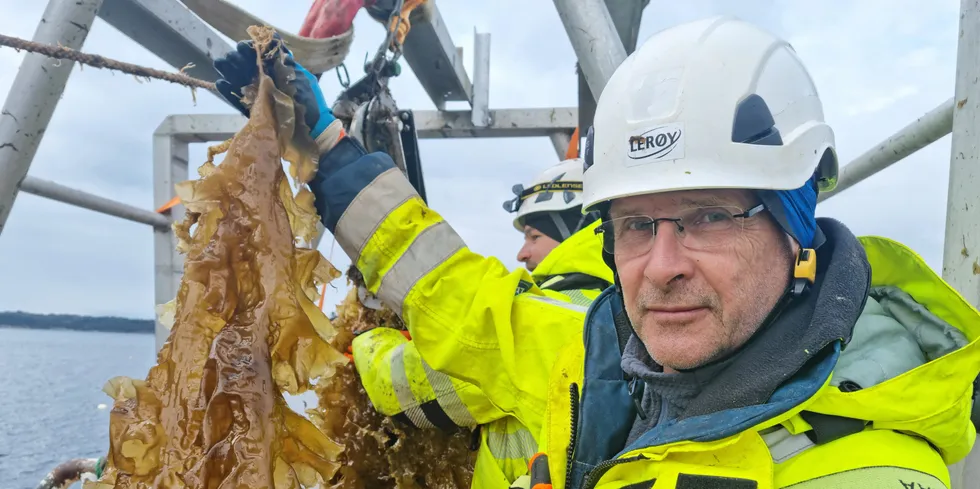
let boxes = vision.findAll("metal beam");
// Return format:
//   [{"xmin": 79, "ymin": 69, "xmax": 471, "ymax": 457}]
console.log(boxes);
[
  {"xmin": 553, "ymin": 0, "xmax": 628, "ymax": 102},
  {"xmin": 943, "ymin": 0, "xmax": 980, "ymax": 305},
  {"xmin": 96, "ymin": 0, "xmax": 233, "ymax": 86},
  {"xmin": 152, "ymin": 118, "xmax": 187, "ymax": 351},
  {"xmin": 577, "ymin": 0, "xmax": 648, "ymax": 131},
  {"xmin": 400, "ymin": 4, "xmax": 473, "ymax": 109},
  {"xmin": 549, "ymin": 131, "xmax": 572, "ymax": 160},
  {"xmin": 415, "ymin": 108, "xmax": 578, "ymax": 138},
  {"xmin": 156, "ymin": 109, "xmax": 579, "ymax": 142},
  {"xmin": 944, "ymin": 2, "xmax": 980, "ymax": 484},
  {"xmin": 20, "ymin": 176, "xmax": 170, "ymax": 228},
  {"xmin": 818, "ymin": 98, "xmax": 953, "ymax": 203},
  {"xmin": 156, "ymin": 113, "xmax": 246, "ymax": 142},
  {"xmin": 471, "ymin": 30, "xmax": 491, "ymax": 127},
  {"xmin": 0, "ymin": 0, "xmax": 103, "ymax": 237}
]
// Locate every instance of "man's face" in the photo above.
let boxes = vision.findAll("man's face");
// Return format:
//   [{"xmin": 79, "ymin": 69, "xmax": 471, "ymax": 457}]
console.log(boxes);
[
  {"xmin": 610, "ymin": 189, "xmax": 794, "ymax": 372},
  {"xmin": 517, "ymin": 225, "xmax": 560, "ymax": 272}
]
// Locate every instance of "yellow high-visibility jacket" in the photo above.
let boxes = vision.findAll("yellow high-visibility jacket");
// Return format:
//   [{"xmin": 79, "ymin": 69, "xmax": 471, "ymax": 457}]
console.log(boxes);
[
  {"xmin": 350, "ymin": 221, "xmax": 611, "ymax": 489},
  {"xmin": 536, "ymin": 228, "xmax": 980, "ymax": 489},
  {"xmin": 315, "ymin": 141, "xmax": 980, "ymax": 489}
]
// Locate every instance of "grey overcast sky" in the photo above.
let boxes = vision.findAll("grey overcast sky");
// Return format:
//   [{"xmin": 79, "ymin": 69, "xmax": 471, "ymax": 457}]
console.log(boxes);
[{"xmin": 0, "ymin": 0, "xmax": 963, "ymax": 319}]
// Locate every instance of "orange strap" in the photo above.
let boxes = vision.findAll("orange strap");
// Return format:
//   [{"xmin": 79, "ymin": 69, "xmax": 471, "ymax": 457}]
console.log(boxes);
[
  {"xmin": 389, "ymin": 0, "xmax": 427, "ymax": 47},
  {"xmin": 155, "ymin": 195, "xmax": 181, "ymax": 214},
  {"xmin": 565, "ymin": 127, "xmax": 580, "ymax": 160},
  {"xmin": 318, "ymin": 282, "xmax": 328, "ymax": 310}
]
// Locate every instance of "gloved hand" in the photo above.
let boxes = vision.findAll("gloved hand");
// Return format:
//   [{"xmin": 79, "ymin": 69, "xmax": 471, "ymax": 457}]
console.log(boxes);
[
  {"xmin": 343, "ymin": 329, "xmax": 411, "ymax": 362},
  {"xmin": 213, "ymin": 35, "xmax": 337, "ymax": 142}
]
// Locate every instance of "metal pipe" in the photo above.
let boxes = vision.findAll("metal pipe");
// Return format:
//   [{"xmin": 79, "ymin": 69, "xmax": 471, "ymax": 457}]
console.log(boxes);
[
  {"xmin": 20, "ymin": 176, "xmax": 171, "ymax": 229},
  {"xmin": 818, "ymin": 98, "xmax": 953, "ymax": 203},
  {"xmin": 553, "ymin": 0, "xmax": 627, "ymax": 101},
  {"xmin": 943, "ymin": 2, "xmax": 980, "ymax": 484},
  {"xmin": 0, "ymin": 0, "xmax": 103, "ymax": 236},
  {"xmin": 471, "ymin": 30, "xmax": 492, "ymax": 127}
]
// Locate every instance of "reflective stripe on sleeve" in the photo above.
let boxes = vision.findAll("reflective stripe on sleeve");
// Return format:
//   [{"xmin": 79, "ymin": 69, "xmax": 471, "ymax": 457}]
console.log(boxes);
[
  {"xmin": 487, "ymin": 425, "xmax": 539, "ymax": 461},
  {"xmin": 388, "ymin": 341, "xmax": 476, "ymax": 432},
  {"xmin": 389, "ymin": 343, "xmax": 436, "ymax": 429},
  {"xmin": 421, "ymin": 359, "xmax": 478, "ymax": 427},
  {"xmin": 525, "ymin": 294, "xmax": 589, "ymax": 313},
  {"xmin": 562, "ymin": 289, "xmax": 595, "ymax": 307},
  {"xmin": 376, "ymin": 220, "xmax": 466, "ymax": 315},
  {"xmin": 334, "ymin": 167, "xmax": 419, "ymax": 263}
]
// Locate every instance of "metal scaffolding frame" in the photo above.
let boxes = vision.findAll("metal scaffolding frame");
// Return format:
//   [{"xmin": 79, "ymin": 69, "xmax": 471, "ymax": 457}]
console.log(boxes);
[{"xmin": 3, "ymin": 0, "xmax": 980, "ymax": 484}]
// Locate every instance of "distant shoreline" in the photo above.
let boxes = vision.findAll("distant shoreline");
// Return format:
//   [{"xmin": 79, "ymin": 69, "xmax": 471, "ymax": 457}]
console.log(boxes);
[{"xmin": 0, "ymin": 311, "xmax": 154, "ymax": 334}]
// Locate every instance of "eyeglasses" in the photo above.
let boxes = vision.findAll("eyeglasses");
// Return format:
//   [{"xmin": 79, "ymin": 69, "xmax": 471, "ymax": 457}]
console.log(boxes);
[{"xmin": 596, "ymin": 204, "xmax": 767, "ymax": 258}]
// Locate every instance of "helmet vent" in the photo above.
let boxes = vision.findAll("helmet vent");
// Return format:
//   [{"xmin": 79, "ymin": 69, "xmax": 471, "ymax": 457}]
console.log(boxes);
[{"xmin": 732, "ymin": 94, "xmax": 783, "ymax": 146}]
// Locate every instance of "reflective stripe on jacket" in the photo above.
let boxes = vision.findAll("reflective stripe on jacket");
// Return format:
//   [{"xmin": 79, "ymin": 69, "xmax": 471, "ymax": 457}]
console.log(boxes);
[
  {"xmin": 539, "ymin": 234, "xmax": 980, "ymax": 489},
  {"xmin": 316, "ymin": 139, "xmax": 610, "ymax": 489}
]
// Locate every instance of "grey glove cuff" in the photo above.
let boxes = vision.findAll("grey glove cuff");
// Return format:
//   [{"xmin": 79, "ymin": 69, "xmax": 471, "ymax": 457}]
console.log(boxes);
[{"xmin": 315, "ymin": 119, "xmax": 346, "ymax": 155}]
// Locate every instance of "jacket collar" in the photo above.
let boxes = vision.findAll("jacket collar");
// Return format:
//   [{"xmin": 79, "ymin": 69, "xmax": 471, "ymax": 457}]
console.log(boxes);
[{"xmin": 533, "ymin": 220, "xmax": 613, "ymax": 285}]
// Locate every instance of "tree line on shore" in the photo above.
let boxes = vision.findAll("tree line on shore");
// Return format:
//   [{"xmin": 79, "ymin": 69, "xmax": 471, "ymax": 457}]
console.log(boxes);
[{"xmin": 0, "ymin": 311, "xmax": 154, "ymax": 334}]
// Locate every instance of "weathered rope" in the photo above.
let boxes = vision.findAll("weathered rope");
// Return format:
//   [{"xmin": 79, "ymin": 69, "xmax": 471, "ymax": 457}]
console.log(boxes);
[{"xmin": 0, "ymin": 33, "xmax": 217, "ymax": 92}]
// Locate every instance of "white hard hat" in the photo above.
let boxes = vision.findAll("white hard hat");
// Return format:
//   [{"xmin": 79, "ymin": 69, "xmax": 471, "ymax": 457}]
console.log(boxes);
[
  {"xmin": 503, "ymin": 158, "xmax": 585, "ymax": 233},
  {"xmin": 582, "ymin": 16, "xmax": 838, "ymax": 211}
]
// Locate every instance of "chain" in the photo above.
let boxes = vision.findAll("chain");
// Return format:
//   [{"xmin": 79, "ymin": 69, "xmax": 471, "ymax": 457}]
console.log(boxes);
[
  {"xmin": 366, "ymin": 0, "xmax": 405, "ymax": 79},
  {"xmin": 335, "ymin": 62, "xmax": 350, "ymax": 89}
]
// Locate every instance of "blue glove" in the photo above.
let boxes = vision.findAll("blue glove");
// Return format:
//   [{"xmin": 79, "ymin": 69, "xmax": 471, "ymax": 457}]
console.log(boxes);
[{"xmin": 213, "ymin": 36, "xmax": 336, "ymax": 140}]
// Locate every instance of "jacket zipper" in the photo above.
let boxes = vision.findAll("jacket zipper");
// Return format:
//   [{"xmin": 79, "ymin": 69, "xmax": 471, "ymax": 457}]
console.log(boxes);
[
  {"xmin": 581, "ymin": 455, "xmax": 647, "ymax": 489},
  {"xmin": 564, "ymin": 382, "xmax": 580, "ymax": 489},
  {"xmin": 565, "ymin": 379, "xmax": 646, "ymax": 489}
]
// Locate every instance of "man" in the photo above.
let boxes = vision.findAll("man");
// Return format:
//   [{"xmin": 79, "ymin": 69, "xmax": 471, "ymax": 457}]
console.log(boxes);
[
  {"xmin": 347, "ymin": 160, "xmax": 611, "ymax": 489},
  {"xmin": 528, "ymin": 17, "xmax": 980, "ymax": 489},
  {"xmin": 504, "ymin": 158, "xmax": 611, "ymax": 302},
  {"xmin": 215, "ymin": 16, "xmax": 980, "ymax": 489}
]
